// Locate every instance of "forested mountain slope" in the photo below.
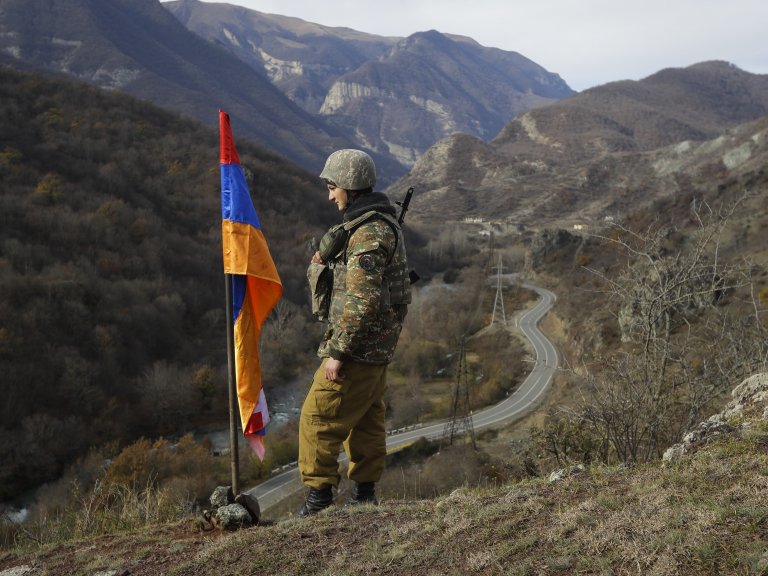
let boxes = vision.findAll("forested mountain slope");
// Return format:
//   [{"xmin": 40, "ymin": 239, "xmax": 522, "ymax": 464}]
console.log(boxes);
[{"xmin": 0, "ymin": 65, "xmax": 334, "ymax": 500}]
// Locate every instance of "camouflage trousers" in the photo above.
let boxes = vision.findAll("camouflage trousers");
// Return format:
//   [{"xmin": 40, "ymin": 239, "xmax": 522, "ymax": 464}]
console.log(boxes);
[{"xmin": 298, "ymin": 358, "xmax": 388, "ymax": 489}]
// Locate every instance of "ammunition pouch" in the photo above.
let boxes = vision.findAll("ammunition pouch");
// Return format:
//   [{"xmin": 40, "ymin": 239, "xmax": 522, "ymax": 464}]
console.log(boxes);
[
  {"xmin": 307, "ymin": 262, "xmax": 332, "ymax": 321},
  {"xmin": 318, "ymin": 224, "xmax": 348, "ymax": 263}
]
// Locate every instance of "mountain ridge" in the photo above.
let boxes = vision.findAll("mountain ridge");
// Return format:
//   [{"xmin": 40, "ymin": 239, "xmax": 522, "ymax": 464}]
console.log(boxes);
[
  {"xmin": 391, "ymin": 61, "xmax": 768, "ymax": 224},
  {"xmin": 164, "ymin": 0, "xmax": 574, "ymax": 169}
]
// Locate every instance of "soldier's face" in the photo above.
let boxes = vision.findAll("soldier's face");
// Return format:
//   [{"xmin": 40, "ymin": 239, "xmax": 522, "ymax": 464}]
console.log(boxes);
[{"xmin": 327, "ymin": 182, "xmax": 349, "ymax": 211}]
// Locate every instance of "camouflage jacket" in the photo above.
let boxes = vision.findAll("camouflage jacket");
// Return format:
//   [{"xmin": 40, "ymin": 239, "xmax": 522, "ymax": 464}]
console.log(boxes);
[{"xmin": 317, "ymin": 193, "xmax": 410, "ymax": 364}]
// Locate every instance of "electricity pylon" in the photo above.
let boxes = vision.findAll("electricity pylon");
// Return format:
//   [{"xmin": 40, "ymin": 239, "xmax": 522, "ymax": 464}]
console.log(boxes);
[
  {"xmin": 441, "ymin": 337, "xmax": 477, "ymax": 450},
  {"xmin": 490, "ymin": 253, "xmax": 506, "ymax": 326}
]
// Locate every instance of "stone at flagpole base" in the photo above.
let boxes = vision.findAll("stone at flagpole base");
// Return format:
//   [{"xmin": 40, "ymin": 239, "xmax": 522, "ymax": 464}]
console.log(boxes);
[
  {"xmin": 235, "ymin": 491, "xmax": 261, "ymax": 523},
  {"xmin": 210, "ymin": 485, "xmax": 234, "ymax": 508},
  {"xmin": 200, "ymin": 485, "xmax": 260, "ymax": 530}
]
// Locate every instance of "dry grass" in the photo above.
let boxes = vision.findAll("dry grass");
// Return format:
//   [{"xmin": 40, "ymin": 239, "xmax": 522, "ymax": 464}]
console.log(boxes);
[{"xmin": 2, "ymin": 423, "xmax": 767, "ymax": 576}]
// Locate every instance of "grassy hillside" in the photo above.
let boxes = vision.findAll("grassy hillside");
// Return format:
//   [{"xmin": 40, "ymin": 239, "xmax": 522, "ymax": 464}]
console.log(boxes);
[{"xmin": 1, "ymin": 374, "xmax": 766, "ymax": 575}]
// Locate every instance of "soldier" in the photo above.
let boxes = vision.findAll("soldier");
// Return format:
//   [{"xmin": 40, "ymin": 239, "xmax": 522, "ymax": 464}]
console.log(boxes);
[{"xmin": 298, "ymin": 149, "xmax": 411, "ymax": 516}]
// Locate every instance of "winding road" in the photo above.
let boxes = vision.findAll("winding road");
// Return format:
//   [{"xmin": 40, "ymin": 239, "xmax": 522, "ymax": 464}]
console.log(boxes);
[{"xmin": 251, "ymin": 282, "xmax": 558, "ymax": 513}]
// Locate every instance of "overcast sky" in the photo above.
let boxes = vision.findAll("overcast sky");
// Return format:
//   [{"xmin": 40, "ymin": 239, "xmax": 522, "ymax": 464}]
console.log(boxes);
[{"xmin": 188, "ymin": 0, "xmax": 768, "ymax": 91}]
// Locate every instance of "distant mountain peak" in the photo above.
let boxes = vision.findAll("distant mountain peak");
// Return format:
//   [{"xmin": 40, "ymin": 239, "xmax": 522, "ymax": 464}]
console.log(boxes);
[
  {"xmin": 2, "ymin": 0, "xmax": 576, "ymax": 180},
  {"xmin": 163, "ymin": 1, "xmax": 574, "ymax": 174}
]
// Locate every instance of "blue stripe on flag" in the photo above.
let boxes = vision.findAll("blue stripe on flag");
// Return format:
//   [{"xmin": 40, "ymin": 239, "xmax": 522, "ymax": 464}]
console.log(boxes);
[{"xmin": 221, "ymin": 164, "xmax": 262, "ymax": 229}]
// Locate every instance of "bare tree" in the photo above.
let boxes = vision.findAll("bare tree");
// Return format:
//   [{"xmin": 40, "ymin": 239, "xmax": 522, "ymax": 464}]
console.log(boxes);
[{"xmin": 564, "ymin": 197, "xmax": 766, "ymax": 464}]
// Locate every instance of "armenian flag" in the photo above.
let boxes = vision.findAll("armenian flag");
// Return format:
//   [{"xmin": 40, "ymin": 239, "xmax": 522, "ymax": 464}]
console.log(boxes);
[{"xmin": 219, "ymin": 110, "xmax": 282, "ymax": 460}]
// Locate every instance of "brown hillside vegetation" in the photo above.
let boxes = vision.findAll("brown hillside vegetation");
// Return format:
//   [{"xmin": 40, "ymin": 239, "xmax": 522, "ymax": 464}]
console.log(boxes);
[
  {"xmin": 520, "ymin": 152, "xmax": 768, "ymax": 470},
  {"xmin": 2, "ymin": 374, "xmax": 767, "ymax": 576},
  {"xmin": 0, "ymin": 64, "xmax": 336, "ymax": 500},
  {"xmin": 395, "ymin": 61, "xmax": 768, "ymax": 224}
]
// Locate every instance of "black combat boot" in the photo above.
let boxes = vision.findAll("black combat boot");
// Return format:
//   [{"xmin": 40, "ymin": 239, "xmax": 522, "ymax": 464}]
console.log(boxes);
[
  {"xmin": 296, "ymin": 485, "xmax": 334, "ymax": 517},
  {"xmin": 346, "ymin": 481, "xmax": 377, "ymax": 506}
]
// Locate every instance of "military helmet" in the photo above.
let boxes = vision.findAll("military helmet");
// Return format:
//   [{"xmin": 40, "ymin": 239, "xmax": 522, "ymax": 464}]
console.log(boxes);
[{"xmin": 319, "ymin": 149, "xmax": 376, "ymax": 191}]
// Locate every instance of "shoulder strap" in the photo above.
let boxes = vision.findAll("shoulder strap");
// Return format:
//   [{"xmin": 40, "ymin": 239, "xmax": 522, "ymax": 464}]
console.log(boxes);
[
  {"xmin": 342, "ymin": 210, "xmax": 379, "ymax": 231},
  {"xmin": 343, "ymin": 210, "xmax": 401, "ymax": 265}
]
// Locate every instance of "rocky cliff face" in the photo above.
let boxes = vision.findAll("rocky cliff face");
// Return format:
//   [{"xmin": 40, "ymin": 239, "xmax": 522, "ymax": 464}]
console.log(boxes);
[
  {"xmin": 165, "ymin": 0, "xmax": 396, "ymax": 114},
  {"xmin": 317, "ymin": 30, "xmax": 573, "ymax": 167},
  {"xmin": 524, "ymin": 228, "xmax": 583, "ymax": 273}
]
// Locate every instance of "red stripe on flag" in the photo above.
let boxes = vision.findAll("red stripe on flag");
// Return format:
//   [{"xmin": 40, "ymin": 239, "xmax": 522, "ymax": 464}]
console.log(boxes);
[{"xmin": 219, "ymin": 110, "xmax": 241, "ymax": 165}]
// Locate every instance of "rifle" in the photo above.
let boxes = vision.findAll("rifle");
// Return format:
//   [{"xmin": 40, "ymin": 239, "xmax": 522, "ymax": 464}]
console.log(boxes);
[
  {"xmin": 396, "ymin": 186, "xmax": 414, "ymax": 225},
  {"xmin": 394, "ymin": 187, "xmax": 420, "ymax": 284}
]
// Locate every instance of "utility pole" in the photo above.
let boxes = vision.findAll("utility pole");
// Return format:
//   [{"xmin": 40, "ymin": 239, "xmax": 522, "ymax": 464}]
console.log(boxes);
[
  {"xmin": 441, "ymin": 337, "xmax": 477, "ymax": 450},
  {"xmin": 490, "ymin": 253, "xmax": 506, "ymax": 326}
]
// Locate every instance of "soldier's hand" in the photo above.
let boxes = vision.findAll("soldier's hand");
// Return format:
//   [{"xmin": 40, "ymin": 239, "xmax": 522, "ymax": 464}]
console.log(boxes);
[
  {"xmin": 311, "ymin": 251, "xmax": 324, "ymax": 265},
  {"xmin": 325, "ymin": 358, "xmax": 344, "ymax": 382}
]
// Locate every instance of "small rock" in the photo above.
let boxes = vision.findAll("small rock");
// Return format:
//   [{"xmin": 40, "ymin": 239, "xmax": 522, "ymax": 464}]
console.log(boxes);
[
  {"xmin": 548, "ymin": 464, "xmax": 585, "ymax": 482},
  {"xmin": 684, "ymin": 420, "xmax": 736, "ymax": 446},
  {"xmin": 214, "ymin": 503, "xmax": 252, "ymax": 530},
  {"xmin": 664, "ymin": 373, "xmax": 768, "ymax": 463},
  {"xmin": 210, "ymin": 485, "xmax": 234, "ymax": 508},
  {"xmin": 723, "ymin": 373, "xmax": 768, "ymax": 419},
  {"xmin": 662, "ymin": 444, "xmax": 686, "ymax": 462},
  {"xmin": 663, "ymin": 420, "xmax": 736, "ymax": 462}
]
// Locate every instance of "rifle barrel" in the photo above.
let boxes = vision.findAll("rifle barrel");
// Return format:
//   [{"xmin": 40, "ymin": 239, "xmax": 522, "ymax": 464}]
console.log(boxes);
[{"xmin": 397, "ymin": 187, "xmax": 414, "ymax": 225}]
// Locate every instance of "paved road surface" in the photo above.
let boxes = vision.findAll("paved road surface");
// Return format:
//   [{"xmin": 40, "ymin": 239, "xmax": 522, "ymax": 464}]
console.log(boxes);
[{"xmin": 251, "ymin": 283, "xmax": 558, "ymax": 513}]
